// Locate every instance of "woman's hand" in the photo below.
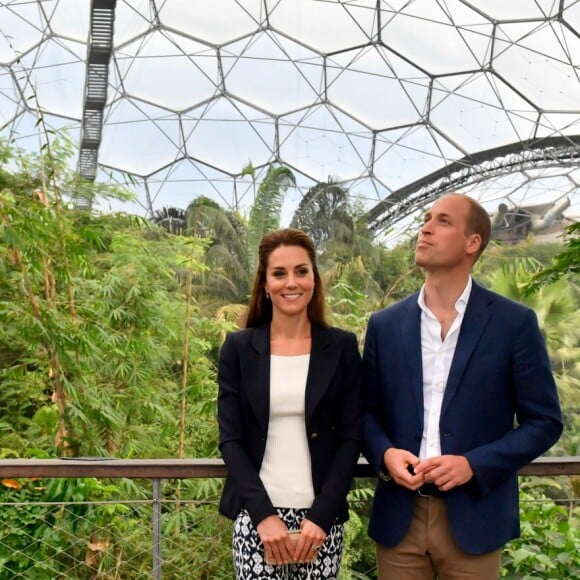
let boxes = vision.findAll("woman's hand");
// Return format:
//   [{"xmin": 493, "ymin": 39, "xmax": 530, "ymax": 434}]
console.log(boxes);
[
  {"xmin": 256, "ymin": 515, "xmax": 294, "ymax": 566},
  {"xmin": 292, "ymin": 518, "xmax": 326, "ymax": 563}
]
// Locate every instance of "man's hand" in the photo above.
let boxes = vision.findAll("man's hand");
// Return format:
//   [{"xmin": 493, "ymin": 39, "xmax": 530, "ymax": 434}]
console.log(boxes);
[
  {"xmin": 414, "ymin": 455, "xmax": 473, "ymax": 491},
  {"xmin": 256, "ymin": 515, "xmax": 294, "ymax": 565},
  {"xmin": 383, "ymin": 448, "xmax": 423, "ymax": 490}
]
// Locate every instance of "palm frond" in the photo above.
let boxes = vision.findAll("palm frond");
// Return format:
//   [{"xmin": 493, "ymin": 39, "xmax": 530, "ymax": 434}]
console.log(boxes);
[{"xmin": 247, "ymin": 165, "xmax": 295, "ymax": 269}]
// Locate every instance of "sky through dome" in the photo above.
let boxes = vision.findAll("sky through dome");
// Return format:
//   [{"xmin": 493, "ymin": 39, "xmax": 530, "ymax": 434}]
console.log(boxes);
[{"xmin": 0, "ymin": 0, "xmax": 579, "ymax": 244}]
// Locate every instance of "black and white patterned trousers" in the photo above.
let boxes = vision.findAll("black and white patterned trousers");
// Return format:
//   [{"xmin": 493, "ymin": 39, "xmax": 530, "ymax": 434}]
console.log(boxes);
[{"xmin": 232, "ymin": 508, "xmax": 344, "ymax": 579}]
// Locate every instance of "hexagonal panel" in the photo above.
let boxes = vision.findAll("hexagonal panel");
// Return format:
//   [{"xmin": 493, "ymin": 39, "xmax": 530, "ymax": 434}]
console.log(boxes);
[
  {"xmin": 159, "ymin": 0, "xmax": 263, "ymax": 46},
  {"xmin": 19, "ymin": 38, "xmax": 86, "ymax": 118},
  {"xmin": 430, "ymin": 72, "xmax": 539, "ymax": 152},
  {"xmin": 48, "ymin": 0, "xmax": 89, "ymax": 40},
  {"xmin": 182, "ymin": 97, "xmax": 275, "ymax": 173},
  {"xmin": 381, "ymin": 0, "xmax": 492, "ymax": 75},
  {"xmin": 493, "ymin": 22, "xmax": 580, "ymax": 111},
  {"xmin": 269, "ymin": 0, "xmax": 373, "ymax": 54},
  {"xmin": 0, "ymin": 0, "xmax": 577, "ymax": 228},
  {"xmin": 327, "ymin": 46, "xmax": 430, "ymax": 129},
  {"xmin": 279, "ymin": 104, "xmax": 372, "ymax": 181},
  {"xmin": 374, "ymin": 125, "xmax": 463, "ymax": 190},
  {"xmin": 100, "ymin": 99, "xmax": 182, "ymax": 175},
  {"xmin": 464, "ymin": 0, "xmax": 560, "ymax": 21},
  {"xmin": 0, "ymin": 2, "xmax": 46, "ymax": 63},
  {"xmin": 114, "ymin": 0, "xmax": 153, "ymax": 46},
  {"xmin": 222, "ymin": 31, "xmax": 323, "ymax": 116},
  {"xmin": 114, "ymin": 31, "xmax": 219, "ymax": 111}
]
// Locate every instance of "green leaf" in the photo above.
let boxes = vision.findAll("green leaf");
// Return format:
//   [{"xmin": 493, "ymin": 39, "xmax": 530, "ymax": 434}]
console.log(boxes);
[{"xmin": 513, "ymin": 548, "xmax": 533, "ymax": 566}]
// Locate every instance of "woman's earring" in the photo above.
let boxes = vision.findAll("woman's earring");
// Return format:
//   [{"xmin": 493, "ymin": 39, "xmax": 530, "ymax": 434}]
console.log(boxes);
[{"xmin": 265, "ymin": 290, "xmax": 270, "ymax": 300}]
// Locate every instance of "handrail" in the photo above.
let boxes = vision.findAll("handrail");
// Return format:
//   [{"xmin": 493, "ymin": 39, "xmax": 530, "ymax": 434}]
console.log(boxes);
[
  {"xmin": 0, "ymin": 456, "xmax": 577, "ymax": 479},
  {"xmin": 0, "ymin": 456, "xmax": 576, "ymax": 580}
]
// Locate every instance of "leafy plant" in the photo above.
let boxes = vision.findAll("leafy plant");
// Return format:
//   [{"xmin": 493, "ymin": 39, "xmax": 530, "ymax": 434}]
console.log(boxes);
[
  {"xmin": 501, "ymin": 489, "xmax": 580, "ymax": 578},
  {"xmin": 525, "ymin": 223, "xmax": 580, "ymax": 294}
]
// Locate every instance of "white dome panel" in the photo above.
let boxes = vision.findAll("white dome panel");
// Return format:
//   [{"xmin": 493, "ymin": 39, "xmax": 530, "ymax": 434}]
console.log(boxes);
[{"xmin": 0, "ymin": 0, "xmax": 577, "ymax": 232}]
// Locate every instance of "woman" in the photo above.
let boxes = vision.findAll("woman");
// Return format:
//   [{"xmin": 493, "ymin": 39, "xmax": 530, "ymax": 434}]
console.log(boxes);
[{"xmin": 217, "ymin": 228, "xmax": 362, "ymax": 579}]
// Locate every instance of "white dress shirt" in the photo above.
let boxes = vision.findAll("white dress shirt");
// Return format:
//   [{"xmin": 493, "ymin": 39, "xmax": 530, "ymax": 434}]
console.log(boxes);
[{"xmin": 417, "ymin": 277, "xmax": 472, "ymax": 460}]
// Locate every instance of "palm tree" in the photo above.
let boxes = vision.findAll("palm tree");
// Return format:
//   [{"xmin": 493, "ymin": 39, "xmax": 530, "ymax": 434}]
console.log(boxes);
[
  {"xmin": 290, "ymin": 179, "xmax": 354, "ymax": 250},
  {"xmin": 150, "ymin": 206, "xmax": 186, "ymax": 235},
  {"xmin": 290, "ymin": 180, "xmax": 418, "ymax": 307},
  {"xmin": 185, "ymin": 196, "xmax": 250, "ymax": 305},
  {"xmin": 184, "ymin": 164, "xmax": 296, "ymax": 310},
  {"xmin": 246, "ymin": 165, "xmax": 295, "ymax": 271},
  {"xmin": 485, "ymin": 258, "xmax": 580, "ymax": 449}
]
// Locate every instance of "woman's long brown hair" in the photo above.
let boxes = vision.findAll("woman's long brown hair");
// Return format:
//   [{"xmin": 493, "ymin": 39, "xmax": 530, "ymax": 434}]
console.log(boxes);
[{"xmin": 244, "ymin": 228, "xmax": 327, "ymax": 328}]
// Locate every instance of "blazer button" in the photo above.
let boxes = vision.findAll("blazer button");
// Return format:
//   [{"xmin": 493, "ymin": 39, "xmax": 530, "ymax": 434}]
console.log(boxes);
[
  {"xmin": 310, "ymin": 432, "xmax": 318, "ymax": 439},
  {"xmin": 415, "ymin": 435, "xmax": 421, "ymax": 442}
]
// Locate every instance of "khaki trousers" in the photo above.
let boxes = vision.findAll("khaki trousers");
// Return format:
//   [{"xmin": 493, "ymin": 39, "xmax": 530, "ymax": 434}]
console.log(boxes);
[{"xmin": 376, "ymin": 495, "xmax": 501, "ymax": 580}]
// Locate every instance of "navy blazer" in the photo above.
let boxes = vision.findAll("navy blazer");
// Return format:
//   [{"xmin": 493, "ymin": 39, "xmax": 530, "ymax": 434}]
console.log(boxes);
[
  {"xmin": 218, "ymin": 323, "xmax": 362, "ymax": 533},
  {"xmin": 362, "ymin": 281, "xmax": 563, "ymax": 554}
]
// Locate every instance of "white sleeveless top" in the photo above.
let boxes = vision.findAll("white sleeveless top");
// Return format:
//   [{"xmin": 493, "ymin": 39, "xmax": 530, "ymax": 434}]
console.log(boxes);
[{"xmin": 259, "ymin": 354, "xmax": 315, "ymax": 508}]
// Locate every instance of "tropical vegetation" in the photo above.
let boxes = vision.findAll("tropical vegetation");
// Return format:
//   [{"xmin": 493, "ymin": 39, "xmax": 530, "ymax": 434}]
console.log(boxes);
[{"xmin": 0, "ymin": 134, "xmax": 578, "ymax": 578}]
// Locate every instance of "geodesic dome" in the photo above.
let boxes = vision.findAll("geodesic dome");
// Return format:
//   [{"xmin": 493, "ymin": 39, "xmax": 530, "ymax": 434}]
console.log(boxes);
[{"xmin": 1, "ymin": 0, "xmax": 579, "ymax": 242}]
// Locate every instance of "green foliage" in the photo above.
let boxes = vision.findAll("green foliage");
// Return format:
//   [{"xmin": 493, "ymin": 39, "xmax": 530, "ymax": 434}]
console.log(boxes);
[
  {"xmin": 1, "ymin": 132, "xmax": 578, "ymax": 577},
  {"xmin": 178, "ymin": 166, "xmax": 295, "ymax": 310},
  {"xmin": 246, "ymin": 165, "xmax": 295, "ymax": 270},
  {"xmin": 501, "ymin": 490, "xmax": 580, "ymax": 578},
  {"xmin": 481, "ymin": 240, "xmax": 563, "ymax": 272},
  {"xmin": 482, "ymin": 257, "xmax": 580, "ymax": 456},
  {"xmin": 341, "ymin": 484, "xmax": 378, "ymax": 579},
  {"xmin": 0, "ymin": 135, "xmax": 235, "ymax": 576},
  {"xmin": 326, "ymin": 280, "xmax": 372, "ymax": 346},
  {"xmin": 0, "ymin": 478, "xmax": 50, "ymax": 576},
  {"xmin": 291, "ymin": 180, "xmax": 354, "ymax": 249},
  {"xmin": 160, "ymin": 480, "xmax": 233, "ymax": 579},
  {"xmin": 0, "ymin": 476, "xmax": 126, "ymax": 578},
  {"xmin": 318, "ymin": 205, "xmax": 422, "ymax": 309},
  {"xmin": 525, "ymin": 222, "xmax": 580, "ymax": 294},
  {"xmin": 0, "ymin": 138, "xmax": 227, "ymax": 462},
  {"xmin": 371, "ymin": 239, "xmax": 423, "ymax": 305}
]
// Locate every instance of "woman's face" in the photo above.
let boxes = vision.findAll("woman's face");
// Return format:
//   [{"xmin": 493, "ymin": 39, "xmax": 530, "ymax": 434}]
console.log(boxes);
[{"xmin": 264, "ymin": 244, "xmax": 315, "ymax": 319}]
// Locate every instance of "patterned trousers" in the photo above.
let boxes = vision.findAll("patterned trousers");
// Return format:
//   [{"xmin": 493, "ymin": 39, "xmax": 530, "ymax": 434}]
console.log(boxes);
[{"xmin": 232, "ymin": 508, "xmax": 344, "ymax": 579}]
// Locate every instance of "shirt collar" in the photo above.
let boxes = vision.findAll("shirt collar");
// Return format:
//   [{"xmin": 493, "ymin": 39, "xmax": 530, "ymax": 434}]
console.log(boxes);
[{"xmin": 418, "ymin": 276, "xmax": 472, "ymax": 315}]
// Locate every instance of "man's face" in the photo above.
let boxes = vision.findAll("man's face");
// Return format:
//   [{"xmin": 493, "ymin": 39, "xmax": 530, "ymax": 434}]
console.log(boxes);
[{"xmin": 415, "ymin": 195, "xmax": 479, "ymax": 271}]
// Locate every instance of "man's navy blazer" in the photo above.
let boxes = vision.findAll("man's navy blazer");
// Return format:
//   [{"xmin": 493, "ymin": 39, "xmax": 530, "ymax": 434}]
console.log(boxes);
[
  {"xmin": 362, "ymin": 281, "xmax": 563, "ymax": 554},
  {"xmin": 218, "ymin": 323, "xmax": 362, "ymax": 533}
]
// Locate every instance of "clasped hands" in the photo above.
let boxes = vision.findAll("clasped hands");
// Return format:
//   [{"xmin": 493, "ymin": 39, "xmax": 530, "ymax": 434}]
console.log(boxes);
[
  {"xmin": 384, "ymin": 447, "xmax": 474, "ymax": 492},
  {"xmin": 257, "ymin": 515, "xmax": 325, "ymax": 566}
]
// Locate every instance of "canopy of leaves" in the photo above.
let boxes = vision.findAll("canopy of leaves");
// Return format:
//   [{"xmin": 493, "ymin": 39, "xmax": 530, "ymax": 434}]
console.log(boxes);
[
  {"xmin": 290, "ymin": 180, "xmax": 354, "ymax": 249},
  {"xmin": 525, "ymin": 222, "xmax": 580, "ymax": 293}
]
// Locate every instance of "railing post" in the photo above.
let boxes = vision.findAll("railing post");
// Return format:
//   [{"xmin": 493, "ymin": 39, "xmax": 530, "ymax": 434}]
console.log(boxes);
[{"xmin": 153, "ymin": 478, "xmax": 162, "ymax": 579}]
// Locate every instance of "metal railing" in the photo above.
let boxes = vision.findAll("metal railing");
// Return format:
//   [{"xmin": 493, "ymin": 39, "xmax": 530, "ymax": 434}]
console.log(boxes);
[
  {"xmin": 0, "ymin": 457, "xmax": 578, "ymax": 579},
  {"xmin": 2, "ymin": 455, "xmax": 577, "ymax": 479}
]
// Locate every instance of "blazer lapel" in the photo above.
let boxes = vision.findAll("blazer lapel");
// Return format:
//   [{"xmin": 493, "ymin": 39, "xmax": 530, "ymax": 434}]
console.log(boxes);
[
  {"xmin": 400, "ymin": 296, "xmax": 424, "ymax": 426},
  {"xmin": 305, "ymin": 325, "xmax": 336, "ymax": 424},
  {"xmin": 249, "ymin": 325, "xmax": 271, "ymax": 434},
  {"xmin": 441, "ymin": 282, "xmax": 492, "ymax": 416}
]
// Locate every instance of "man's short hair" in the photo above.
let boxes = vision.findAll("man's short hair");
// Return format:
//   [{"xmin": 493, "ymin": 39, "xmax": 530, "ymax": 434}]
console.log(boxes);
[{"xmin": 447, "ymin": 193, "xmax": 491, "ymax": 262}]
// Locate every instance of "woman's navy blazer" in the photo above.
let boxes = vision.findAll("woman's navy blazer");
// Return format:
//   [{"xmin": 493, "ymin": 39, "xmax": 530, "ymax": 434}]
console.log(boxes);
[{"xmin": 218, "ymin": 323, "xmax": 362, "ymax": 533}]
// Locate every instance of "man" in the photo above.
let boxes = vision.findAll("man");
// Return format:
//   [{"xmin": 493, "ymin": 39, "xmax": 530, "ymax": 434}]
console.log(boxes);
[{"xmin": 362, "ymin": 193, "xmax": 563, "ymax": 579}]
